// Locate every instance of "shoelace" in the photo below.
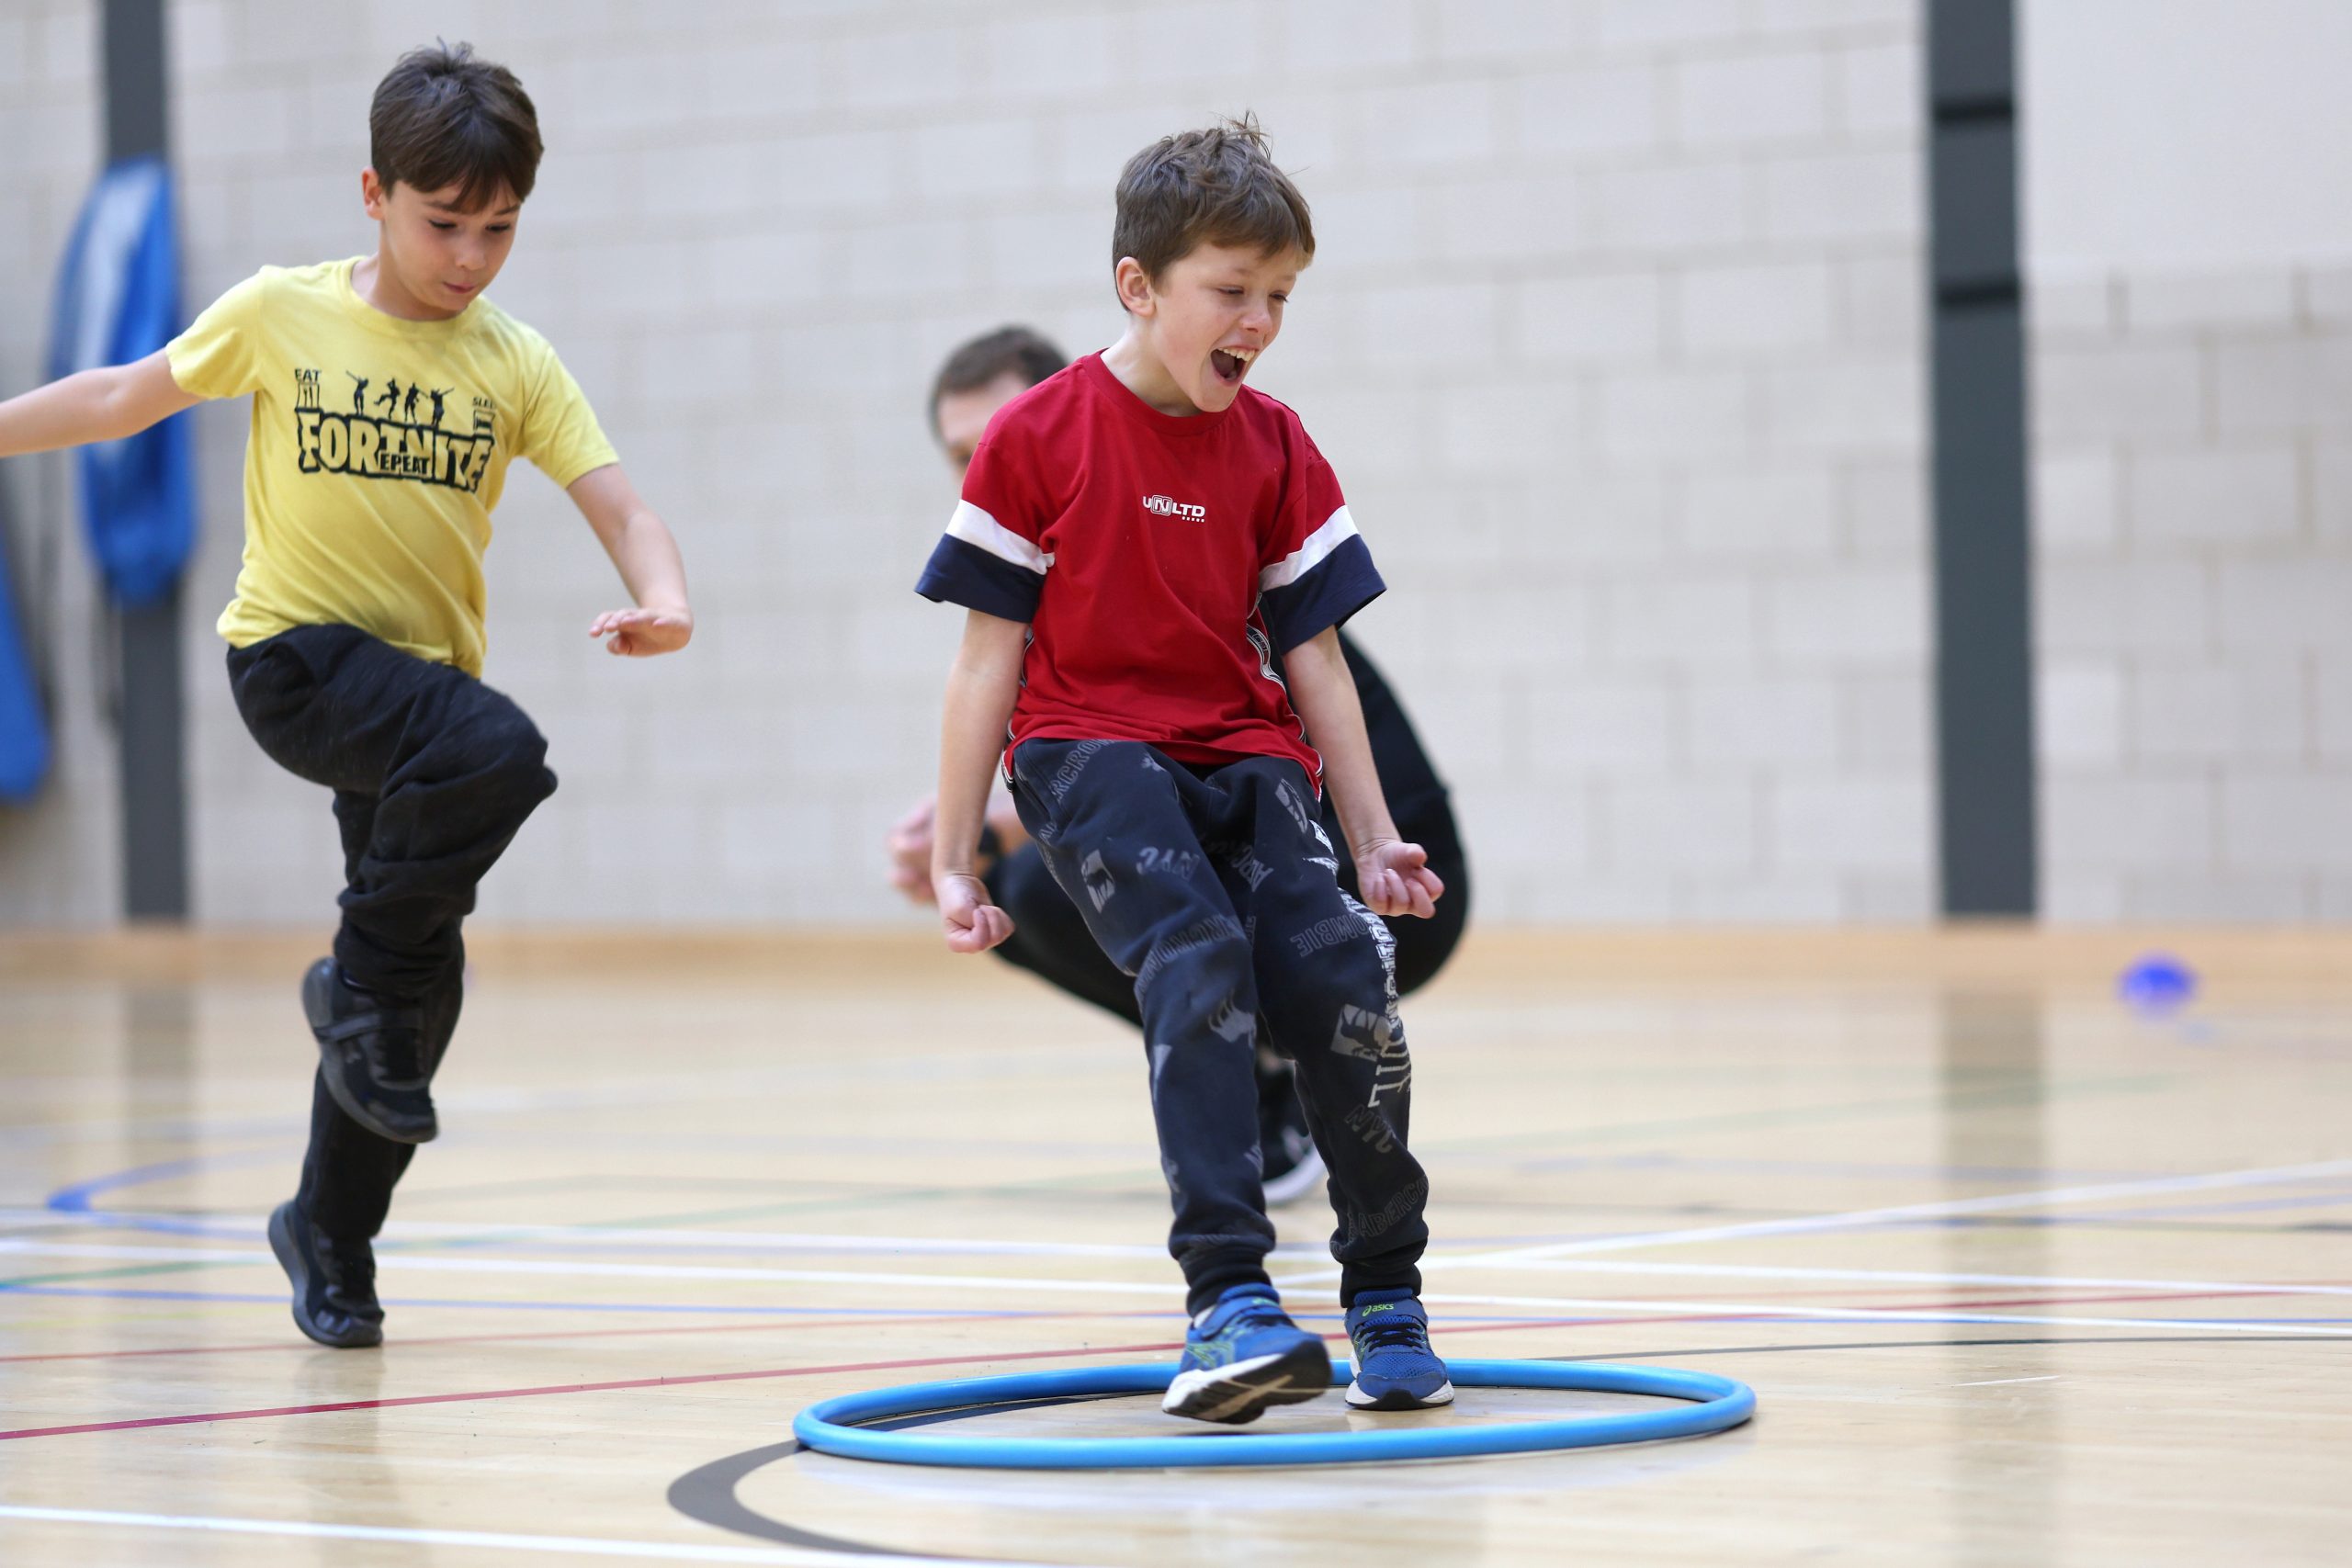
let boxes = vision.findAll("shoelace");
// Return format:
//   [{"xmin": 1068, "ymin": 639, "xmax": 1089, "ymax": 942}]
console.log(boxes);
[
  {"xmin": 363, "ymin": 1020, "xmax": 427, "ymax": 1085},
  {"xmin": 324, "ymin": 1240, "xmax": 376, "ymax": 1295},
  {"xmin": 1355, "ymin": 1314, "xmax": 1430, "ymax": 1354}
]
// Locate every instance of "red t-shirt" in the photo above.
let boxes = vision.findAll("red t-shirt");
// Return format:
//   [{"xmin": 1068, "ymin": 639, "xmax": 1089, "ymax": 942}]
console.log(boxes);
[{"xmin": 917, "ymin": 353, "xmax": 1385, "ymax": 782}]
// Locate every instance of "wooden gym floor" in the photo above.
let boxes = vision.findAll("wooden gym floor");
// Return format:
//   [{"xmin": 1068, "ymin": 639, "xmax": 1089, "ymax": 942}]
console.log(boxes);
[{"xmin": 2, "ymin": 926, "xmax": 2347, "ymax": 1566}]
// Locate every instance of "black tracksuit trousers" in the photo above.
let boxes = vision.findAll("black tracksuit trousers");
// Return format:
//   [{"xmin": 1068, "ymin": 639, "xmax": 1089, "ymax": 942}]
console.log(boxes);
[{"xmin": 226, "ymin": 624, "xmax": 556, "ymax": 1239}]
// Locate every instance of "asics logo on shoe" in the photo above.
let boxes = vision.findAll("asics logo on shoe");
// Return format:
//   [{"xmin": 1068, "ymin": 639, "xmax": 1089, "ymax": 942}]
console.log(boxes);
[{"xmin": 1142, "ymin": 493, "xmax": 1207, "ymax": 521}]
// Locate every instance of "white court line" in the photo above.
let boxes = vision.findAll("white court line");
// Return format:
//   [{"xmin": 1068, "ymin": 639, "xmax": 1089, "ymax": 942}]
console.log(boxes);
[
  {"xmin": 1405, "ymin": 1291, "xmax": 2352, "ymax": 1337},
  {"xmin": 1274, "ymin": 1157, "xmax": 2352, "ymax": 1282},
  {"xmin": 1959, "ymin": 1375, "xmax": 2062, "ymax": 1386},
  {"xmin": 1464, "ymin": 1259, "xmax": 2352, "ymax": 1299},
  {"xmin": 0, "ymin": 1238, "xmax": 1182, "ymax": 1299},
  {"xmin": 10, "ymin": 1239, "xmax": 2343, "ymax": 1336},
  {"xmin": 0, "ymin": 1504, "xmax": 1075, "ymax": 1567},
  {"xmin": 16, "ymin": 1215, "xmax": 2347, "ymax": 1303},
  {"xmin": 9, "ymin": 1212, "xmax": 1192, "ymax": 1260}
]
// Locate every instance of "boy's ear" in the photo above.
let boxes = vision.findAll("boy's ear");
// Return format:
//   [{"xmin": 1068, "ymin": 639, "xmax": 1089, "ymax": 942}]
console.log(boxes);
[
  {"xmin": 361, "ymin": 167, "xmax": 388, "ymax": 220},
  {"xmin": 1114, "ymin": 257, "xmax": 1157, "ymax": 318}
]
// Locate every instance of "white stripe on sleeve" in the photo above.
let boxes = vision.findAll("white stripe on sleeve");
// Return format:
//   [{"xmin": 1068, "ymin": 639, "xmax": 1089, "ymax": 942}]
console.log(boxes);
[
  {"xmin": 1258, "ymin": 505, "xmax": 1359, "ymax": 592},
  {"xmin": 945, "ymin": 501, "xmax": 1053, "ymax": 574}
]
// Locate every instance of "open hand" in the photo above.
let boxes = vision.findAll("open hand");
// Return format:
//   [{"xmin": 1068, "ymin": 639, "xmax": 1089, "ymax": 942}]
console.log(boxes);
[
  {"xmin": 936, "ymin": 872, "xmax": 1013, "ymax": 953},
  {"xmin": 590, "ymin": 606, "xmax": 693, "ymax": 657},
  {"xmin": 1355, "ymin": 839, "xmax": 1443, "ymax": 919}
]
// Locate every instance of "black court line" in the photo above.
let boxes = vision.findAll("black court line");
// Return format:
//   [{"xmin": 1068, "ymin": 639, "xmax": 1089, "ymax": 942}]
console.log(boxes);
[
  {"xmin": 665, "ymin": 1394, "xmax": 1122, "ymax": 1560},
  {"xmin": 668, "ymin": 1335, "xmax": 2351, "ymax": 1554},
  {"xmin": 666, "ymin": 1439, "xmax": 901, "ymax": 1559}
]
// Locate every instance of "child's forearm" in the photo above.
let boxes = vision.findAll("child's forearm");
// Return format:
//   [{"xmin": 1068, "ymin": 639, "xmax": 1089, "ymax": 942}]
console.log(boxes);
[
  {"xmin": 570, "ymin": 464, "xmax": 690, "ymax": 612},
  {"xmin": 934, "ymin": 612, "xmax": 1027, "ymax": 880},
  {"xmin": 1283, "ymin": 627, "xmax": 1399, "ymax": 852},
  {"xmin": 0, "ymin": 352, "xmax": 198, "ymax": 458},
  {"xmin": 606, "ymin": 507, "xmax": 690, "ymax": 612}
]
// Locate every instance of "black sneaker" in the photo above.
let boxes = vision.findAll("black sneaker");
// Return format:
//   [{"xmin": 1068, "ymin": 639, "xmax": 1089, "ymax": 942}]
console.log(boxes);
[
  {"xmin": 1257, "ymin": 1058, "xmax": 1327, "ymax": 1207},
  {"xmin": 302, "ymin": 957, "xmax": 437, "ymax": 1144},
  {"xmin": 267, "ymin": 1199, "xmax": 385, "ymax": 1348}
]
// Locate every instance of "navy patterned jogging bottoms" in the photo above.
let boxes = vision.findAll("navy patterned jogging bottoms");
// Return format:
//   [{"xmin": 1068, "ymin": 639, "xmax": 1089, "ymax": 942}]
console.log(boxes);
[{"xmin": 1009, "ymin": 739, "xmax": 1430, "ymax": 1316}]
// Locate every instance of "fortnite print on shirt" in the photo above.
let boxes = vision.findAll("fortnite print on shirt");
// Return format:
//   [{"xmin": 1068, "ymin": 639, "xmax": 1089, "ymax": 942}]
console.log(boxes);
[{"xmin": 289, "ymin": 367, "xmax": 499, "ymax": 492}]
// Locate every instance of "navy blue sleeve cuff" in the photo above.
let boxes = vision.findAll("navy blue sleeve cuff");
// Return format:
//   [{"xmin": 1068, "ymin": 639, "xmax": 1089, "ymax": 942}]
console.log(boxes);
[
  {"xmin": 915, "ymin": 535, "xmax": 1043, "ymax": 624},
  {"xmin": 1261, "ymin": 535, "xmax": 1385, "ymax": 652}
]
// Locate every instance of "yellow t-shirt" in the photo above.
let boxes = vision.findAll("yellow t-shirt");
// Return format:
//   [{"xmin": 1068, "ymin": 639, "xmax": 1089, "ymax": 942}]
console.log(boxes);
[{"xmin": 166, "ymin": 258, "xmax": 617, "ymax": 677}]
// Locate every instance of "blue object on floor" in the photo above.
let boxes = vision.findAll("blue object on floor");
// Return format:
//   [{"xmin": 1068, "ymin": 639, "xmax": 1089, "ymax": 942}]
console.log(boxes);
[
  {"xmin": 2120, "ymin": 953, "xmax": 2197, "ymax": 1013},
  {"xmin": 792, "ymin": 1358, "xmax": 1757, "ymax": 1470}
]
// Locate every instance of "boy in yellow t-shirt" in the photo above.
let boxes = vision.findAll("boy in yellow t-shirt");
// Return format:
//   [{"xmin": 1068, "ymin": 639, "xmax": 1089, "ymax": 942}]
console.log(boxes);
[{"xmin": 0, "ymin": 44, "xmax": 693, "ymax": 1348}]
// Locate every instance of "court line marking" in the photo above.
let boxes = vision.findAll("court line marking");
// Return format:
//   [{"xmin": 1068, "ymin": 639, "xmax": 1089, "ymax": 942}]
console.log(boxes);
[
  {"xmin": 0, "ymin": 1309, "xmax": 1867, "ymax": 1447},
  {"xmin": 1410, "ymin": 1292, "xmax": 2352, "ymax": 1337},
  {"xmin": 11, "ymin": 1236, "xmax": 2352, "ymax": 1321},
  {"xmin": 1474, "ymin": 1260, "xmax": 2352, "ymax": 1298},
  {"xmin": 14, "ymin": 1213, "xmax": 2350, "ymax": 1301},
  {"xmin": 0, "ymin": 1504, "xmax": 1059, "ymax": 1566},
  {"xmin": 1, "ymin": 1286, "xmax": 2296, "ymax": 1369},
  {"xmin": 2, "ymin": 1283, "xmax": 2301, "ymax": 1365},
  {"xmin": 0, "ymin": 1307, "xmax": 1123, "ymax": 1365},
  {"xmin": 0, "ymin": 1211, "xmax": 1201, "ymax": 1260},
  {"xmin": 0, "ymin": 1285, "xmax": 1072, "ymax": 1317},
  {"xmin": 0, "ymin": 1339, "xmax": 1185, "ymax": 1442},
  {"xmin": 1958, "ymin": 1375, "xmax": 2062, "ymax": 1386},
  {"xmin": 0, "ymin": 1241, "xmax": 1185, "ymax": 1297},
  {"xmin": 9, "ymin": 1284, "xmax": 2341, "ymax": 1447},
  {"xmin": 1278, "ymin": 1156, "xmax": 2352, "ymax": 1278}
]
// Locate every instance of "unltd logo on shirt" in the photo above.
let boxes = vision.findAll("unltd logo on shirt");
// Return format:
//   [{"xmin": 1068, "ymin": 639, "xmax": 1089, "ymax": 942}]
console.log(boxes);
[{"xmin": 1141, "ymin": 493, "xmax": 1206, "ymax": 521}]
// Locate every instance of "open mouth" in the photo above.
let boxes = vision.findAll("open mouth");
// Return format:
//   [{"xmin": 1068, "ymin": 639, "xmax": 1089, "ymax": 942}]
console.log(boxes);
[{"xmin": 1210, "ymin": 345, "xmax": 1256, "ymax": 387}]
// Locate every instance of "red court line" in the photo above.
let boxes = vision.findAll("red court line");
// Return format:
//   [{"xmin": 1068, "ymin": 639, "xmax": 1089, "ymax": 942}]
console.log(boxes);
[
  {"xmin": 0, "ymin": 1315, "xmax": 1640, "ymax": 1443},
  {"xmin": 5, "ymin": 1286, "xmax": 2305, "ymax": 1442},
  {"xmin": 0, "ymin": 1337, "xmax": 1190, "ymax": 1442}
]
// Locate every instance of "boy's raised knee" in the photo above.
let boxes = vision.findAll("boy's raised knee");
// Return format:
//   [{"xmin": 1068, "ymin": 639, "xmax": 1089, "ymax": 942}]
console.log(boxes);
[{"xmin": 461, "ymin": 713, "xmax": 555, "ymax": 807}]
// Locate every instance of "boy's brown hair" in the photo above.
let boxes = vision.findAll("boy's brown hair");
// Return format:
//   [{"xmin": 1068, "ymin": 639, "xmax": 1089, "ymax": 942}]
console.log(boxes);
[
  {"xmin": 370, "ymin": 42, "xmax": 543, "ymax": 210},
  {"xmin": 1112, "ymin": 115, "xmax": 1315, "ymax": 288}
]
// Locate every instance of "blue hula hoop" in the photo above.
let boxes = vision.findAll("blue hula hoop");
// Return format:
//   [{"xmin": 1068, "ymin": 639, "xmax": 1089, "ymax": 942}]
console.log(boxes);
[{"xmin": 792, "ymin": 1359, "xmax": 1755, "ymax": 1470}]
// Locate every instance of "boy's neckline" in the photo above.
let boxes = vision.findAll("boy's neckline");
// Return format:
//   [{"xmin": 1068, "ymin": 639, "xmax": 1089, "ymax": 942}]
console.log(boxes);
[
  {"xmin": 336, "ymin": 256, "xmax": 476, "ymax": 339},
  {"xmin": 1079, "ymin": 352, "xmax": 1238, "ymax": 437}
]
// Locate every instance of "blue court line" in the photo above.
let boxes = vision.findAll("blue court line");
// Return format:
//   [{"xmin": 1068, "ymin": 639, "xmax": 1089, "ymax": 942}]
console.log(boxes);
[{"xmin": 46, "ymin": 1156, "xmax": 235, "ymax": 1213}]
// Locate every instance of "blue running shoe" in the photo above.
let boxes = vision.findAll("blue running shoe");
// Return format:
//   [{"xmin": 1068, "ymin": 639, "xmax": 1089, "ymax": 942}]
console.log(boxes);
[
  {"xmin": 1161, "ymin": 1283, "xmax": 1331, "ymax": 1425},
  {"xmin": 1344, "ymin": 1289, "xmax": 1453, "ymax": 1410}
]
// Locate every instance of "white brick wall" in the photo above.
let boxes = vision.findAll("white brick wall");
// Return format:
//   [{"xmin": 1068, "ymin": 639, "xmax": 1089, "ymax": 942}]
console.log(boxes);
[
  {"xmin": 2032, "ymin": 259, "xmax": 2352, "ymax": 920},
  {"xmin": 3, "ymin": 0, "xmax": 1935, "ymax": 930}
]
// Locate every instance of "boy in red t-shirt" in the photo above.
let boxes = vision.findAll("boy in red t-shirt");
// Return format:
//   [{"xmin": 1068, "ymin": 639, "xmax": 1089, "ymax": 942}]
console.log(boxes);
[{"xmin": 916, "ymin": 119, "xmax": 1450, "ymax": 1425}]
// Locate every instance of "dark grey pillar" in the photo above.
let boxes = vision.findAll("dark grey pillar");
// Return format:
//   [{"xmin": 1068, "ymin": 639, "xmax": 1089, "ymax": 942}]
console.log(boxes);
[
  {"xmin": 1927, "ymin": 0, "xmax": 2038, "ymax": 917},
  {"xmin": 105, "ymin": 0, "xmax": 188, "ymax": 919}
]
